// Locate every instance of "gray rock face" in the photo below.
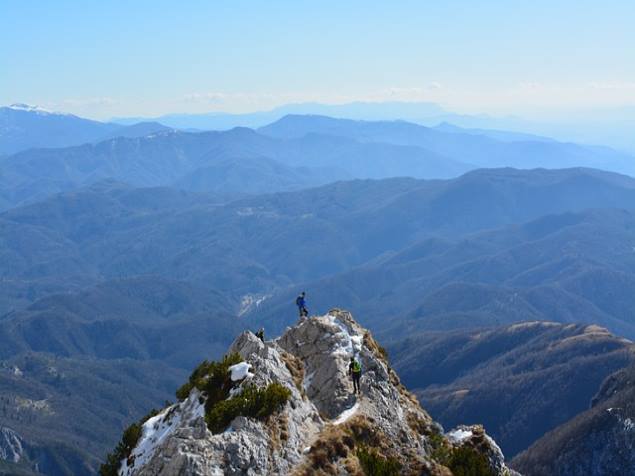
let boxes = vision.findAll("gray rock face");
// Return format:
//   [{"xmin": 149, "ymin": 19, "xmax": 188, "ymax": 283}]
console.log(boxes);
[
  {"xmin": 0, "ymin": 426, "xmax": 25, "ymax": 463},
  {"xmin": 277, "ymin": 310, "xmax": 365, "ymax": 418},
  {"xmin": 120, "ymin": 309, "xmax": 516, "ymax": 476}
]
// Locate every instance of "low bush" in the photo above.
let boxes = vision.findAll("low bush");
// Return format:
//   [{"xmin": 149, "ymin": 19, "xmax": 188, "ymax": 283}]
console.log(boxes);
[
  {"xmin": 430, "ymin": 435, "xmax": 495, "ymax": 476},
  {"xmin": 175, "ymin": 353, "xmax": 243, "ymax": 402},
  {"xmin": 206, "ymin": 382, "xmax": 291, "ymax": 433},
  {"xmin": 446, "ymin": 446, "xmax": 495, "ymax": 476},
  {"xmin": 356, "ymin": 445, "xmax": 402, "ymax": 476}
]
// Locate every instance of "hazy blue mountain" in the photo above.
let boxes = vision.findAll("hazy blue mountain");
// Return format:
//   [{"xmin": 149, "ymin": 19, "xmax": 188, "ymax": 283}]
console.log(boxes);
[
  {"xmin": 4, "ymin": 111, "xmax": 632, "ymax": 212},
  {"xmin": 259, "ymin": 115, "xmax": 635, "ymax": 175},
  {"xmin": 432, "ymin": 121, "xmax": 556, "ymax": 143},
  {"xmin": 94, "ymin": 121, "xmax": 172, "ymax": 142},
  {"xmin": 112, "ymin": 101, "xmax": 449, "ymax": 129},
  {"xmin": 249, "ymin": 205, "xmax": 635, "ymax": 339},
  {"xmin": 0, "ymin": 105, "xmax": 118, "ymax": 155},
  {"xmin": 4, "ymin": 167, "xmax": 635, "ymax": 328},
  {"xmin": 0, "ymin": 352, "xmax": 185, "ymax": 475},
  {"xmin": 172, "ymin": 156, "xmax": 348, "ymax": 195},
  {"xmin": 389, "ymin": 322, "xmax": 635, "ymax": 457},
  {"xmin": 0, "ymin": 125, "xmax": 472, "ymax": 210},
  {"xmin": 0, "ymin": 276, "xmax": 241, "ymax": 369},
  {"xmin": 0, "ymin": 104, "xmax": 178, "ymax": 156}
]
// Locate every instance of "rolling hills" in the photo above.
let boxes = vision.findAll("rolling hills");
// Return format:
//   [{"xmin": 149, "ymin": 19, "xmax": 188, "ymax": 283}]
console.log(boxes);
[
  {"xmin": 388, "ymin": 322, "xmax": 635, "ymax": 457},
  {"xmin": 2, "ymin": 167, "xmax": 635, "ymax": 474}
]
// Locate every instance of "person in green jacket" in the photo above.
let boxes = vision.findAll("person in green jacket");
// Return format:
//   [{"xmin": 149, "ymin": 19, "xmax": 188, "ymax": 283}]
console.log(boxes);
[{"xmin": 349, "ymin": 356, "xmax": 362, "ymax": 395}]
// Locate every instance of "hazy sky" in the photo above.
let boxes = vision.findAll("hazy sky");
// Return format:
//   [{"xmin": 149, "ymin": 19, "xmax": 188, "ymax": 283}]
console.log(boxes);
[{"xmin": 2, "ymin": 0, "xmax": 634, "ymax": 119}]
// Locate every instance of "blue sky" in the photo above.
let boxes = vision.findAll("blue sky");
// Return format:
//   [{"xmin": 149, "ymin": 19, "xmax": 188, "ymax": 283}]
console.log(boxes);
[{"xmin": 2, "ymin": 0, "xmax": 634, "ymax": 119}]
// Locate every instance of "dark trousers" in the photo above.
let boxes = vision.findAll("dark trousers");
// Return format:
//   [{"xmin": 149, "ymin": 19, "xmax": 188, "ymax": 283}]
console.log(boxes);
[
  {"xmin": 298, "ymin": 306, "xmax": 308, "ymax": 317},
  {"xmin": 352, "ymin": 371, "xmax": 361, "ymax": 393}
]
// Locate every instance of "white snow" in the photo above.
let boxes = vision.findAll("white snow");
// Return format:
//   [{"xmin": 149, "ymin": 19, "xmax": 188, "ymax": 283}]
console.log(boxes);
[
  {"xmin": 119, "ymin": 406, "xmax": 181, "ymax": 476},
  {"xmin": 447, "ymin": 428, "xmax": 473, "ymax": 444},
  {"xmin": 327, "ymin": 314, "xmax": 363, "ymax": 358},
  {"xmin": 229, "ymin": 362, "xmax": 254, "ymax": 382},
  {"xmin": 351, "ymin": 335, "xmax": 363, "ymax": 353},
  {"xmin": 119, "ymin": 392, "xmax": 205, "ymax": 475},
  {"xmin": 302, "ymin": 446, "xmax": 312, "ymax": 454},
  {"xmin": 13, "ymin": 367, "xmax": 23, "ymax": 377},
  {"xmin": 8, "ymin": 103, "xmax": 53, "ymax": 114},
  {"xmin": 333, "ymin": 402, "xmax": 360, "ymax": 425}
]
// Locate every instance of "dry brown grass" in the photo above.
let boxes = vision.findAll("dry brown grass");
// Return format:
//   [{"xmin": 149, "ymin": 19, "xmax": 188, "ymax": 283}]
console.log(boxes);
[
  {"xmin": 291, "ymin": 414, "xmax": 435, "ymax": 476},
  {"xmin": 265, "ymin": 412, "xmax": 290, "ymax": 452},
  {"xmin": 265, "ymin": 415, "xmax": 282, "ymax": 451},
  {"xmin": 280, "ymin": 350, "xmax": 305, "ymax": 394},
  {"xmin": 363, "ymin": 331, "xmax": 389, "ymax": 365},
  {"xmin": 406, "ymin": 411, "xmax": 434, "ymax": 436}
]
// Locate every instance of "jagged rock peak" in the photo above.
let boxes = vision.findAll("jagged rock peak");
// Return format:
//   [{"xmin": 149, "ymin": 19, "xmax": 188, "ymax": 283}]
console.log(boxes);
[{"xmin": 115, "ymin": 309, "xmax": 518, "ymax": 475}]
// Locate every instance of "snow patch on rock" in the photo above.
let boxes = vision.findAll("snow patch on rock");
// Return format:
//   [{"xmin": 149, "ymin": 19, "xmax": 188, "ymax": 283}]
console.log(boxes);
[
  {"xmin": 447, "ymin": 428, "xmax": 473, "ymax": 444},
  {"xmin": 120, "ymin": 391, "xmax": 204, "ymax": 476},
  {"xmin": 229, "ymin": 362, "xmax": 254, "ymax": 382},
  {"xmin": 333, "ymin": 402, "xmax": 360, "ymax": 425}
]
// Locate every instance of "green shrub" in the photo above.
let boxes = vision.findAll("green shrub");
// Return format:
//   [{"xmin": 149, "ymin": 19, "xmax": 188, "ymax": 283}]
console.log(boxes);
[
  {"xmin": 176, "ymin": 353, "xmax": 243, "ymax": 401},
  {"xmin": 103, "ymin": 354, "xmax": 290, "ymax": 474},
  {"xmin": 356, "ymin": 445, "xmax": 401, "ymax": 476},
  {"xmin": 429, "ymin": 430, "xmax": 453, "ymax": 465},
  {"xmin": 206, "ymin": 382, "xmax": 291, "ymax": 433},
  {"xmin": 446, "ymin": 446, "xmax": 494, "ymax": 476},
  {"xmin": 99, "ymin": 409, "xmax": 159, "ymax": 476}
]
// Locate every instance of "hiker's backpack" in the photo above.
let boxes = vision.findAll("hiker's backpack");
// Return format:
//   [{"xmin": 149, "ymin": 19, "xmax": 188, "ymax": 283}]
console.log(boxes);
[{"xmin": 352, "ymin": 360, "xmax": 362, "ymax": 373}]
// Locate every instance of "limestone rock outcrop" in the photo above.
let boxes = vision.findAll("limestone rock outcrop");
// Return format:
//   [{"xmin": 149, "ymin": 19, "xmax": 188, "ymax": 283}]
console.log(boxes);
[{"xmin": 116, "ymin": 310, "xmax": 516, "ymax": 475}]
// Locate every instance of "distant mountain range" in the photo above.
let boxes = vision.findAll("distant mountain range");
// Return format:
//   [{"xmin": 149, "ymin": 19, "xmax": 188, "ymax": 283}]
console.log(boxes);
[
  {"xmin": 259, "ymin": 115, "xmax": 635, "ymax": 174},
  {"xmin": 112, "ymin": 101, "xmax": 635, "ymax": 153},
  {"xmin": 2, "ymin": 109, "xmax": 635, "ymax": 212},
  {"xmin": 5, "ymin": 101, "xmax": 634, "ymax": 157},
  {"xmin": 112, "ymin": 101, "xmax": 450, "ymax": 129},
  {"xmin": 4, "ymin": 167, "xmax": 635, "ymax": 321},
  {"xmin": 246, "ymin": 169, "xmax": 635, "ymax": 340}
]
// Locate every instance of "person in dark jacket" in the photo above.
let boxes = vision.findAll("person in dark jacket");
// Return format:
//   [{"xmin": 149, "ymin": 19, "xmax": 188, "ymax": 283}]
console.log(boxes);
[
  {"xmin": 255, "ymin": 328, "xmax": 265, "ymax": 342},
  {"xmin": 295, "ymin": 292, "xmax": 308, "ymax": 317},
  {"xmin": 349, "ymin": 356, "xmax": 362, "ymax": 395}
]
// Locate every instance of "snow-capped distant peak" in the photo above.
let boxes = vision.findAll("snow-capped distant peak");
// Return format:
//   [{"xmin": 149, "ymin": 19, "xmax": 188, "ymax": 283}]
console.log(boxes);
[{"xmin": 8, "ymin": 103, "xmax": 53, "ymax": 114}]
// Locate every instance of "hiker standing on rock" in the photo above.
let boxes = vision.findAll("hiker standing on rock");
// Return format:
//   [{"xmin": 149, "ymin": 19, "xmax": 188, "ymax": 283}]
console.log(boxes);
[
  {"xmin": 295, "ymin": 291, "xmax": 308, "ymax": 317},
  {"xmin": 349, "ymin": 356, "xmax": 362, "ymax": 395}
]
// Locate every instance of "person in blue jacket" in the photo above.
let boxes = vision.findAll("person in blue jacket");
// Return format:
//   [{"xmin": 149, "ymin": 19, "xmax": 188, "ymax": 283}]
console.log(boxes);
[{"xmin": 295, "ymin": 291, "xmax": 308, "ymax": 317}]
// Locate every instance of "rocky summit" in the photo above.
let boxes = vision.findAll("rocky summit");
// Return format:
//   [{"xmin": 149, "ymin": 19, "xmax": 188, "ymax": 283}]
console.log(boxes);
[{"xmin": 110, "ymin": 310, "xmax": 517, "ymax": 475}]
